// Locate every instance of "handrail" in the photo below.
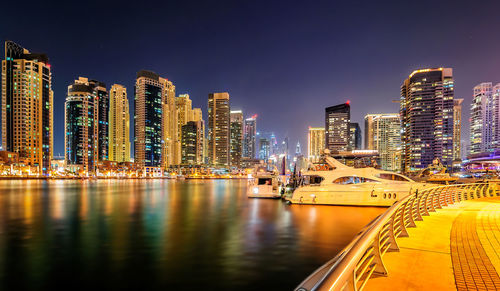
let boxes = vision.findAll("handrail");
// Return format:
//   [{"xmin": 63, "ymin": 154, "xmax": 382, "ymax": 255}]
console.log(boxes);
[{"xmin": 295, "ymin": 181, "xmax": 500, "ymax": 291}]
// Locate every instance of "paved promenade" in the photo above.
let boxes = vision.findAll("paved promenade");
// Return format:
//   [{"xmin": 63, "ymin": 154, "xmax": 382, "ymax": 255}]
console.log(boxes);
[{"xmin": 366, "ymin": 197, "xmax": 500, "ymax": 291}]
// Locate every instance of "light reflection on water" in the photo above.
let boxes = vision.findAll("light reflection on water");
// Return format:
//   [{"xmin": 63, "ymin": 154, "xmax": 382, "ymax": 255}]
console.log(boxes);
[{"xmin": 0, "ymin": 179, "xmax": 384, "ymax": 290}]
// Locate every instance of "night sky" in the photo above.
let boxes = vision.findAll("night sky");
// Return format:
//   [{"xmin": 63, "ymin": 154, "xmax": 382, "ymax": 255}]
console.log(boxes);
[{"xmin": 2, "ymin": 0, "xmax": 500, "ymax": 156}]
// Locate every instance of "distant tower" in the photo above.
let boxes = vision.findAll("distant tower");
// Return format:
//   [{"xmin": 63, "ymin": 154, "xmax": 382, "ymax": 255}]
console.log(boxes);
[
  {"xmin": 181, "ymin": 121, "xmax": 204, "ymax": 165},
  {"xmin": 90, "ymin": 79, "xmax": 109, "ymax": 161},
  {"xmin": 401, "ymin": 68, "xmax": 454, "ymax": 172},
  {"xmin": 230, "ymin": 110, "xmax": 244, "ymax": 167},
  {"xmin": 348, "ymin": 122, "xmax": 361, "ymax": 150},
  {"xmin": 325, "ymin": 103, "xmax": 350, "ymax": 152},
  {"xmin": 109, "ymin": 84, "xmax": 130, "ymax": 163},
  {"xmin": 243, "ymin": 115, "xmax": 257, "ymax": 159},
  {"xmin": 2, "ymin": 40, "xmax": 53, "ymax": 174},
  {"xmin": 259, "ymin": 138, "xmax": 270, "ymax": 161},
  {"xmin": 208, "ymin": 92, "xmax": 230, "ymax": 166},
  {"xmin": 295, "ymin": 141, "xmax": 301, "ymax": 155},
  {"xmin": 453, "ymin": 98, "xmax": 463, "ymax": 160}
]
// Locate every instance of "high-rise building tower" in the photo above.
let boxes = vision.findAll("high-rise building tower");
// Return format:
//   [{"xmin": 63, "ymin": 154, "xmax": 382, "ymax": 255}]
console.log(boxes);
[
  {"xmin": 469, "ymin": 83, "xmax": 500, "ymax": 155},
  {"xmin": 108, "ymin": 84, "xmax": 130, "ymax": 163},
  {"xmin": 181, "ymin": 121, "xmax": 203, "ymax": 165},
  {"xmin": 453, "ymin": 98, "xmax": 463, "ymax": 160},
  {"xmin": 401, "ymin": 68, "xmax": 454, "ymax": 172},
  {"xmin": 308, "ymin": 127, "xmax": 325, "ymax": 163},
  {"xmin": 160, "ymin": 77, "xmax": 177, "ymax": 167},
  {"xmin": 2, "ymin": 41, "xmax": 53, "ymax": 174},
  {"xmin": 325, "ymin": 103, "xmax": 350, "ymax": 152},
  {"xmin": 364, "ymin": 114, "xmax": 402, "ymax": 172},
  {"xmin": 134, "ymin": 70, "xmax": 163, "ymax": 170},
  {"xmin": 243, "ymin": 115, "xmax": 257, "ymax": 158},
  {"xmin": 295, "ymin": 141, "xmax": 301, "ymax": 155},
  {"xmin": 65, "ymin": 77, "xmax": 98, "ymax": 174},
  {"xmin": 348, "ymin": 122, "xmax": 362, "ymax": 150},
  {"xmin": 208, "ymin": 92, "xmax": 230, "ymax": 166},
  {"xmin": 89, "ymin": 80, "xmax": 109, "ymax": 161},
  {"xmin": 230, "ymin": 110, "xmax": 243, "ymax": 167}
]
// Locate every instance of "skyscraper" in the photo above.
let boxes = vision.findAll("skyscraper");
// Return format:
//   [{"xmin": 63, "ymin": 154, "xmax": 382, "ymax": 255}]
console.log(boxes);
[
  {"xmin": 181, "ymin": 121, "xmax": 203, "ymax": 165},
  {"xmin": 453, "ymin": 98, "xmax": 463, "ymax": 160},
  {"xmin": 230, "ymin": 110, "xmax": 243, "ymax": 167},
  {"xmin": 364, "ymin": 114, "xmax": 401, "ymax": 172},
  {"xmin": 348, "ymin": 122, "xmax": 361, "ymax": 150},
  {"xmin": 90, "ymin": 80, "xmax": 109, "ymax": 161},
  {"xmin": 65, "ymin": 77, "xmax": 98, "ymax": 174},
  {"xmin": 160, "ymin": 77, "xmax": 177, "ymax": 167},
  {"xmin": 243, "ymin": 115, "xmax": 257, "ymax": 158},
  {"xmin": 308, "ymin": 127, "xmax": 325, "ymax": 163},
  {"xmin": 325, "ymin": 103, "xmax": 350, "ymax": 152},
  {"xmin": 469, "ymin": 83, "xmax": 500, "ymax": 155},
  {"xmin": 134, "ymin": 70, "xmax": 163, "ymax": 170},
  {"xmin": 109, "ymin": 84, "xmax": 130, "ymax": 163},
  {"xmin": 401, "ymin": 68, "xmax": 454, "ymax": 172},
  {"xmin": 295, "ymin": 141, "xmax": 301, "ymax": 156},
  {"xmin": 208, "ymin": 92, "xmax": 230, "ymax": 166},
  {"xmin": 2, "ymin": 40, "xmax": 53, "ymax": 174}
]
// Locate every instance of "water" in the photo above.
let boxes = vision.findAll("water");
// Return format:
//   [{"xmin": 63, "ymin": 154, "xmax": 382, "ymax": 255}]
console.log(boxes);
[{"xmin": 0, "ymin": 179, "xmax": 385, "ymax": 290}]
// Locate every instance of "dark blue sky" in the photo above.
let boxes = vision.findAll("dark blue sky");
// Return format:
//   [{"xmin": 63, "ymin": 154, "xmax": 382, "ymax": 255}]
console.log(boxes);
[{"xmin": 2, "ymin": 0, "xmax": 500, "ymax": 156}]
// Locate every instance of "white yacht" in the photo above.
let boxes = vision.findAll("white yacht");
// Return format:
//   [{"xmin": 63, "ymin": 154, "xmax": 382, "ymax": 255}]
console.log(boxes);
[
  {"xmin": 285, "ymin": 155, "xmax": 428, "ymax": 207},
  {"xmin": 247, "ymin": 168, "xmax": 283, "ymax": 199}
]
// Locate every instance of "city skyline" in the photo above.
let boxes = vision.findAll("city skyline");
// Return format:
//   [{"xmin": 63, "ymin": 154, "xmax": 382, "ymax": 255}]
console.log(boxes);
[{"xmin": 2, "ymin": 1, "xmax": 500, "ymax": 155}]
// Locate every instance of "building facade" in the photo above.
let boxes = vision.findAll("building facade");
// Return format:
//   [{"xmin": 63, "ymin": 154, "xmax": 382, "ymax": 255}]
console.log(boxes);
[
  {"xmin": 325, "ymin": 103, "xmax": 350, "ymax": 152},
  {"xmin": 364, "ymin": 113, "xmax": 401, "ymax": 172},
  {"xmin": 2, "ymin": 40, "xmax": 53, "ymax": 174},
  {"xmin": 469, "ymin": 83, "xmax": 500, "ymax": 155},
  {"xmin": 308, "ymin": 127, "xmax": 325, "ymax": 163},
  {"xmin": 109, "ymin": 84, "xmax": 130, "ymax": 163},
  {"xmin": 401, "ymin": 68, "xmax": 454, "ymax": 172},
  {"xmin": 230, "ymin": 110, "xmax": 243, "ymax": 167},
  {"xmin": 259, "ymin": 138, "xmax": 270, "ymax": 161},
  {"xmin": 134, "ymin": 70, "xmax": 163, "ymax": 170},
  {"xmin": 243, "ymin": 115, "xmax": 257, "ymax": 159},
  {"xmin": 208, "ymin": 92, "xmax": 230, "ymax": 166},
  {"xmin": 65, "ymin": 78, "xmax": 98, "ymax": 174}
]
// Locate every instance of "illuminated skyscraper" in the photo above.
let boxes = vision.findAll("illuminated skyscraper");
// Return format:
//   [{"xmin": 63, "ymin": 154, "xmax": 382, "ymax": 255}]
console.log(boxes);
[
  {"xmin": 364, "ymin": 114, "xmax": 401, "ymax": 172},
  {"xmin": 325, "ymin": 103, "xmax": 350, "ymax": 152},
  {"xmin": 243, "ymin": 115, "xmax": 257, "ymax": 158},
  {"xmin": 65, "ymin": 77, "xmax": 98, "ymax": 174},
  {"xmin": 90, "ymin": 79, "xmax": 109, "ymax": 161},
  {"xmin": 308, "ymin": 127, "xmax": 325, "ymax": 163},
  {"xmin": 160, "ymin": 77, "xmax": 177, "ymax": 167},
  {"xmin": 453, "ymin": 98, "xmax": 463, "ymax": 160},
  {"xmin": 348, "ymin": 122, "xmax": 361, "ymax": 150},
  {"xmin": 181, "ymin": 121, "xmax": 204, "ymax": 165},
  {"xmin": 230, "ymin": 110, "xmax": 243, "ymax": 167},
  {"xmin": 469, "ymin": 83, "xmax": 500, "ymax": 155},
  {"xmin": 134, "ymin": 70, "xmax": 163, "ymax": 170},
  {"xmin": 208, "ymin": 92, "xmax": 230, "ymax": 166},
  {"xmin": 108, "ymin": 84, "xmax": 130, "ymax": 163},
  {"xmin": 2, "ymin": 40, "xmax": 53, "ymax": 174},
  {"xmin": 401, "ymin": 68, "xmax": 454, "ymax": 172}
]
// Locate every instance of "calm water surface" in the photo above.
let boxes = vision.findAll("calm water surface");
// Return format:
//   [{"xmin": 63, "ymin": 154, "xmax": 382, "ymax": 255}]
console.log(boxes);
[{"xmin": 0, "ymin": 179, "xmax": 384, "ymax": 290}]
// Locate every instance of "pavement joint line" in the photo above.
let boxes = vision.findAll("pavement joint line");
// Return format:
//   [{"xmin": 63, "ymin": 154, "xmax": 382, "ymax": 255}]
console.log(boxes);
[{"xmin": 398, "ymin": 246, "xmax": 450, "ymax": 255}]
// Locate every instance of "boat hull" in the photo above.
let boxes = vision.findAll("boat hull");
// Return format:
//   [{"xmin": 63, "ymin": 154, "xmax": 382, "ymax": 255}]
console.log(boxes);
[{"xmin": 286, "ymin": 183, "xmax": 425, "ymax": 207}]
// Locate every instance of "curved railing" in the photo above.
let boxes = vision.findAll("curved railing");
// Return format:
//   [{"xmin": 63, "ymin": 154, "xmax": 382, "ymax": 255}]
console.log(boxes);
[{"xmin": 295, "ymin": 181, "xmax": 500, "ymax": 291}]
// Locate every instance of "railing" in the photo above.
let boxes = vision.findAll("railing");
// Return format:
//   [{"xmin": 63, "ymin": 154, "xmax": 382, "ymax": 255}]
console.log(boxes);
[{"xmin": 295, "ymin": 181, "xmax": 500, "ymax": 291}]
